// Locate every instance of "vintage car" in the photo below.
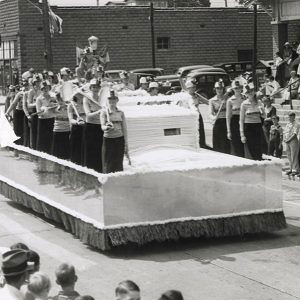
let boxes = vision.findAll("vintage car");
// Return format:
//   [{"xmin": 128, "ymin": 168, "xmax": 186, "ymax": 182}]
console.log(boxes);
[
  {"xmin": 155, "ymin": 74, "xmax": 182, "ymax": 94},
  {"xmin": 129, "ymin": 68, "xmax": 164, "ymax": 77},
  {"xmin": 175, "ymin": 65, "xmax": 213, "ymax": 78},
  {"xmin": 105, "ymin": 69, "xmax": 126, "ymax": 82},
  {"xmin": 213, "ymin": 61, "xmax": 253, "ymax": 80},
  {"xmin": 186, "ymin": 67, "xmax": 231, "ymax": 99}
]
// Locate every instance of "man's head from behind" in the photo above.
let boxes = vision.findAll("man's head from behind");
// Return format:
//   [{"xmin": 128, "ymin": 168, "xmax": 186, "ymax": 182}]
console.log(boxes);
[
  {"xmin": 115, "ymin": 280, "xmax": 140, "ymax": 300},
  {"xmin": 55, "ymin": 263, "xmax": 77, "ymax": 289}
]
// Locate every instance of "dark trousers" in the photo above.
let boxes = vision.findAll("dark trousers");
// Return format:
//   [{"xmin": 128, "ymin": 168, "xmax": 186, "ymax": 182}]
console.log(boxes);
[
  {"xmin": 23, "ymin": 115, "xmax": 30, "ymax": 147},
  {"xmin": 198, "ymin": 112, "xmax": 207, "ymax": 148},
  {"xmin": 83, "ymin": 123, "xmax": 103, "ymax": 173},
  {"xmin": 37, "ymin": 118, "xmax": 54, "ymax": 154},
  {"xmin": 70, "ymin": 124, "xmax": 84, "ymax": 166},
  {"xmin": 52, "ymin": 131, "xmax": 71, "ymax": 160},
  {"xmin": 230, "ymin": 115, "xmax": 244, "ymax": 157},
  {"xmin": 268, "ymin": 139, "xmax": 282, "ymax": 158},
  {"xmin": 213, "ymin": 118, "xmax": 230, "ymax": 154},
  {"xmin": 102, "ymin": 136, "xmax": 125, "ymax": 174},
  {"xmin": 30, "ymin": 113, "xmax": 38, "ymax": 150},
  {"xmin": 244, "ymin": 123, "xmax": 263, "ymax": 161},
  {"xmin": 13, "ymin": 109, "xmax": 25, "ymax": 145}
]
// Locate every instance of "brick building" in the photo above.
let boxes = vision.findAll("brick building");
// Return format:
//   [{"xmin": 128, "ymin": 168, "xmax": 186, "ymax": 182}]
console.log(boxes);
[{"xmin": 0, "ymin": 0, "xmax": 297, "ymax": 91}]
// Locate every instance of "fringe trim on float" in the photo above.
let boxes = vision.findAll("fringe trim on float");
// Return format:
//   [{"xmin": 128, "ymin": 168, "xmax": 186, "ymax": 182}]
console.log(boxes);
[{"xmin": 0, "ymin": 179, "xmax": 287, "ymax": 251}]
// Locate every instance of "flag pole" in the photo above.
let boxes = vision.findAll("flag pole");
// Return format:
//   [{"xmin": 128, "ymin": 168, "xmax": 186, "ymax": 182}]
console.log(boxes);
[
  {"xmin": 42, "ymin": 0, "xmax": 53, "ymax": 70},
  {"xmin": 150, "ymin": 2, "xmax": 156, "ymax": 68},
  {"xmin": 253, "ymin": 2, "xmax": 258, "ymax": 91}
]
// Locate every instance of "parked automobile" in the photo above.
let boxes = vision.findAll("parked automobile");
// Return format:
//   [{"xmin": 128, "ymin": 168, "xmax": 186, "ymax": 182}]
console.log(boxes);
[
  {"xmin": 213, "ymin": 61, "xmax": 253, "ymax": 80},
  {"xmin": 129, "ymin": 68, "xmax": 164, "ymax": 77},
  {"xmin": 128, "ymin": 72, "xmax": 155, "ymax": 90},
  {"xmin": 156, "ymin": 74, "xmax": 182, "ymax": 94},
  {"xmin": 175, "ymin": 65, "xmax": 212, "ymax": 78},
  {"xmin": 186, "ymin": 67, "xmax": 231, "ymax": 99},
  {"xmin": 105, "ymin": 69, "xmax": 126, "ymax": 82}
]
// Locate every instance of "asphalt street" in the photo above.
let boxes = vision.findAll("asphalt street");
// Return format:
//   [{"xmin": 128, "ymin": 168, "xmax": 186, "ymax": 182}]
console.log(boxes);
[{"xmin": 0, "ymin": 177, "xmax": 299, "ymax": 300}]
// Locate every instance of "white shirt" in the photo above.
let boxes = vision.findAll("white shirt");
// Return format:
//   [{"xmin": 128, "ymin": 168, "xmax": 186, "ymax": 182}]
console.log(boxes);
[{"xmin": 0, "ymin": 284, "xmax": 24, "ymax": 300}]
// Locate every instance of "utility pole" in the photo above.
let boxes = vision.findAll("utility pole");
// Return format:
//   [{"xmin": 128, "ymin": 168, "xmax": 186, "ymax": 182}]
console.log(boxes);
[
  {"xmin": 253, "ymin": 2, "xmax": 257, "ymax": 90},
  {"xmin": 97, "ymin": 0, "xmax": 99, "ymax": 6},
  {"xmin": 150, "ymin": 2, "xmax": 156, "ymax": 68},
  {"xmin": 225, "ymin": 0, "xmax": 228, "ymax": 8},
  {"xmin": 42, "ymin": 0, "xmax": 53, "ymax": 70}
]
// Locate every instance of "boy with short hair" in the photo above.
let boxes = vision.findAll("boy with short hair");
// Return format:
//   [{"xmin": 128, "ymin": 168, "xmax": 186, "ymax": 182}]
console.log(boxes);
[
  {"xmin": 51, "ymin": 263, "xmax": 80, "ymax": 300},
  {"xmin": 283, "ymin": 112, "xmax": 300, "ymax": 175},
  {"xmin": 268, "ymin": 115, "xmax": 283, "ymax": 158}
]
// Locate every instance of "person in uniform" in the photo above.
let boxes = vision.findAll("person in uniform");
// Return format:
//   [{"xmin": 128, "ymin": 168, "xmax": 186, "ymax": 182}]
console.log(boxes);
[
  {"xmin": 0, "ymin": 249, "xmax": 28, "ymax": 300},
  {"xmin": 138, "ymin": 77, "xmax": 149, "ymax": 91},
  {"xmin": 100, "ymin": 90, "xmax": 128, "ymax": 173},
  {"xmin": 23, "ymin": 77, "xmax": 41, "ymax": 149},
  {"xmin": 185, "ymin": 79, "xmax": 209, "ymax": 149},
  {"xmin": 148, "ymin": 81, "xmax": 159, "ymax": 96},
  {"xmin": 226, "ymin": 80, "xmax": 245, "ymax": 157},
  {"xmin": 51, "ymin": 93, "xmax": 71, "ymax": 160},
  {"xmin": 83, "ymin": 78, "xmax": 103, "ymax": 172},
  {"xmin": 5, "ymin": 85, "xmax": 16, "ymax": 113},
  {"xmin": 68, "ymin": 92, "xmax": 86, "ymax": 165},
  {"xmin": 36, "ymin": 80, "xmax": 56, "ymax": 154},
  {"xmin": 5, "ymin": 82, "xmax": 29, "ymax": 146},
  {"xmin": 240, "ymin": 82, "xmax": 266, "ymax": 160},
  {"xmin": 209, "ymin": 80, "xmax": 231, "ymax": 154}
]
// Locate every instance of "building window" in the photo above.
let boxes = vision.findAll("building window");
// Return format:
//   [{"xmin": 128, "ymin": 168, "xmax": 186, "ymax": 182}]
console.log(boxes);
[
  {"xmin": 0, "ymin": 40, "xmax": 17, "ymax": 60},
  {"xmin": 157, "ymin": 37, "xmax": 170, "ymax": 50}
]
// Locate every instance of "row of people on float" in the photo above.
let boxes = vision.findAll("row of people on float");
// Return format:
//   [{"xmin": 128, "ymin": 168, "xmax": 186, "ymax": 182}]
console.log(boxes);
[
  {"xmin": 5, "ymin": 71, "xmax": 128, "ymax": 174},
  {"xmin": 185, "ymin": 79, "xmax": 282, "ymax": 161}
]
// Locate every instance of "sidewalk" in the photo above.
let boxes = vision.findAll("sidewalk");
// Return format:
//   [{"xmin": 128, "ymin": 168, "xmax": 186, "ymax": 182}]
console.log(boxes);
[{"xmin": 0, "ymin": 95, "xmax": 5, "ymax": 106}]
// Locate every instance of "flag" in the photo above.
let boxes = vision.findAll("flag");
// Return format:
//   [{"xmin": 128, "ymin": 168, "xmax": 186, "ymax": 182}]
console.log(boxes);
[
  {"xmin": 76, "ymin": 46, "xmax": 84, "ymax": 65},
  {"xmin": 99, "ymin": 45, "xmax": 110, "ymax": 65},
  {"xmin": 48, "ymin": 6, "xmax": 63, "ymax": 36},
  {"xmin": 0, "ymin": 111, "xmax": 19, "ymax": 147}
]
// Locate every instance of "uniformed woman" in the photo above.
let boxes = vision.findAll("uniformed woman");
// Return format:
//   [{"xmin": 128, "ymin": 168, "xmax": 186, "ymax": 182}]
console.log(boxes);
[
  {"xmin": 23, "ymin": 77, "xmax": 41, "ymax": 149},
  {"xmin": 226, "ymin": 80, "xmax": 245, "ymax": 157},
  {"xmin": 83, "ymin": 78, "xmax": 103, "ymax": 172},
  {"xmin": 36, "ymin": 80, "xmax": 56, "ymax": 154},
  {"xmin": 100, "ymin": 91, "xmax": 128, "ymax": 173},
  {"xmin": 68, "ymin": 92, "xmax": 86, "ymax": 165},
  {"xmin": 5, "ymin": 82, "xmax": 28, "ymax": 145},
  {"xmin": 240, "ymin": 82, "xmax": 266, "ymax": 160},
  {"xmin": 51, "ymin": 93, "xmax": 71, "ymax": 160},
  {"xmin": 209, "ymin": 80, "xmax": 231, "ymax": 154}
]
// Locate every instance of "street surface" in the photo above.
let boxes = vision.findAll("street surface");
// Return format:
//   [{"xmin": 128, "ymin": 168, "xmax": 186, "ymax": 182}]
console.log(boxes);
[{"xmin": 0, "ymin": 177, "xmax": 299, "ymax": 299}]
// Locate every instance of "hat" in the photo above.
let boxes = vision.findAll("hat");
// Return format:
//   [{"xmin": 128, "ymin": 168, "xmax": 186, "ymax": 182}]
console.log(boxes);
[
  {"xmin": 284, "ymin": 42, "xmax": 290, "ymax": 46},
  {"xmin": 88, "ymin": 36, "xmax": 99, "ymax": 42},
  {"xmin": 140, "ymin": 77, "xmax": 147, "ymax": 84},
  {"xmin": 40, "ymin": 80, "xmax": 51, "ymax": 89},
  {"xmin": 29, "ymin": 68, "xmax": 35, "ymax": 73},
  {"xmin": 185, "ymin": 80, "xmax": 195, "ymax": 89},
  {"xmin": 108, "ymin": 90, "xmax": 118, "ymax": 100},
  {"xmin": 60, "ymin": 67, "xmax": 71, "ymax": 76},
  {"xmin": 48, "ymin": 71, "xmax": 54, "ymax": 77},
  {"xmin": 149, "ymin": 81, "xmax": 159, "ymax": 89},
  {"xmin": 214, "ymin": 79, "xmax": 224, "ymax": 89},
  {"xmin": 89, "ymin": 78, "xmax": 101, "ymax": 87},
  {"xmin": 231, "ymin": 80, "xmax": 242, "ymax": 89},
  {"xmin": 1, "ymin": 250, "xmax": 28, "ymax": 276}
]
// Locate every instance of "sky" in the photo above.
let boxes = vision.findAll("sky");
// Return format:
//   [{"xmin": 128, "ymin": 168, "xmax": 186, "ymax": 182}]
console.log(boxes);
[{"xmin": 49, "ymin": 0, "xmax": 239, "ymax": 7}]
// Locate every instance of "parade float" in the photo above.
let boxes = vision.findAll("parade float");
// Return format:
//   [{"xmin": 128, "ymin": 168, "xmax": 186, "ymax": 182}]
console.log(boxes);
[{"xmin": 0, "ymin": 34, "xmax": 286, "ymax": 251}]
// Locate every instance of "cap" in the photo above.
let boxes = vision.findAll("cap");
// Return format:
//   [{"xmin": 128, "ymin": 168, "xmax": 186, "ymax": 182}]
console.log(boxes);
[
  {"xmin": 185, "ymin": 80, "xmax": 195, "ymax": 89},
  {"xmin": 29, "ymin": 68, "xmax": 35, "ymax": 73},
  {"xmin": 88, "ymin": 36, "xmax": 99, "ymax": 42},
  {"xmin": 149, "ymin": 81, "xmax": 159, "ymax": 89},
  {"xmin": 214, "ymin": 79, "xmax": 224, "ymax": 89},
  {"xmin": 47, "ymin": 71, "xmax": 54, "ymax": 77},
  {"xmin": 60, "ymin": 67, "xmax": 71, "ymax": 76},
  {"xmin": 284, "ymin": 42, "xmax": 290, "ymax": 46},
  {"xmin": 140, "ymin": 77, "xmax": 147, "ymax": 84},
  {"xmin": 231, "ymin": 80, "xmax": 242, "ymax": 89},
  {"xmin": 89, "ymin": 78, "xmax": 101, "ymax": 87},
  {"xmin": 1, "ymin": 250, "xmax": 28, "ymax": 276}
]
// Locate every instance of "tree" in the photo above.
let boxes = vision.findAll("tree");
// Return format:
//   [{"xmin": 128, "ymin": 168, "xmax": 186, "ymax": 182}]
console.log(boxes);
[
  {"xmin": 236, "ymin": 0, "xmax": 271, "ymax": 9},
  {"xmin": 172, "ymin": 0, "xmax": 211, "ymax": 7}
]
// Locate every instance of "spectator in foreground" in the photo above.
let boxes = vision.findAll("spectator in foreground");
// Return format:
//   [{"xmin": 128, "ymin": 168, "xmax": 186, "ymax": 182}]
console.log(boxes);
[
  {"xmin": 284, "ymin": 112, "xmax": 300, "ymax": 176},
  {"xmin": 158, "ymin": 290, "xmax": 184, "ymax": 300},
  {"xmin": 51, "ymin": 263, "xmax": 80, "ymax": 300},
  {"xmin": 26, "ymin": 272, "xmax": 51, "ymax": 300},
  {"xmin": 10, "ymin": 242, "xmax": 30, "ymax": 251},
  {"xmin": 115, "ymin": 280, "xmax": 140, "ymax": 300},
  {"xmin": 0, "ymin": 249, "xmax": 28, "ymax": 300},
  {"xmin": 75, "ymin": 296, "xmax": 95, "ymax": 300}
]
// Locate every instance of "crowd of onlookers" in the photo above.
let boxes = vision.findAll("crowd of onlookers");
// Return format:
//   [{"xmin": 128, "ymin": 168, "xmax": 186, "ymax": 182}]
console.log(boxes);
[{"xmin": 0, "ymin": 243, "xmax": 184, "ymax": 300}]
